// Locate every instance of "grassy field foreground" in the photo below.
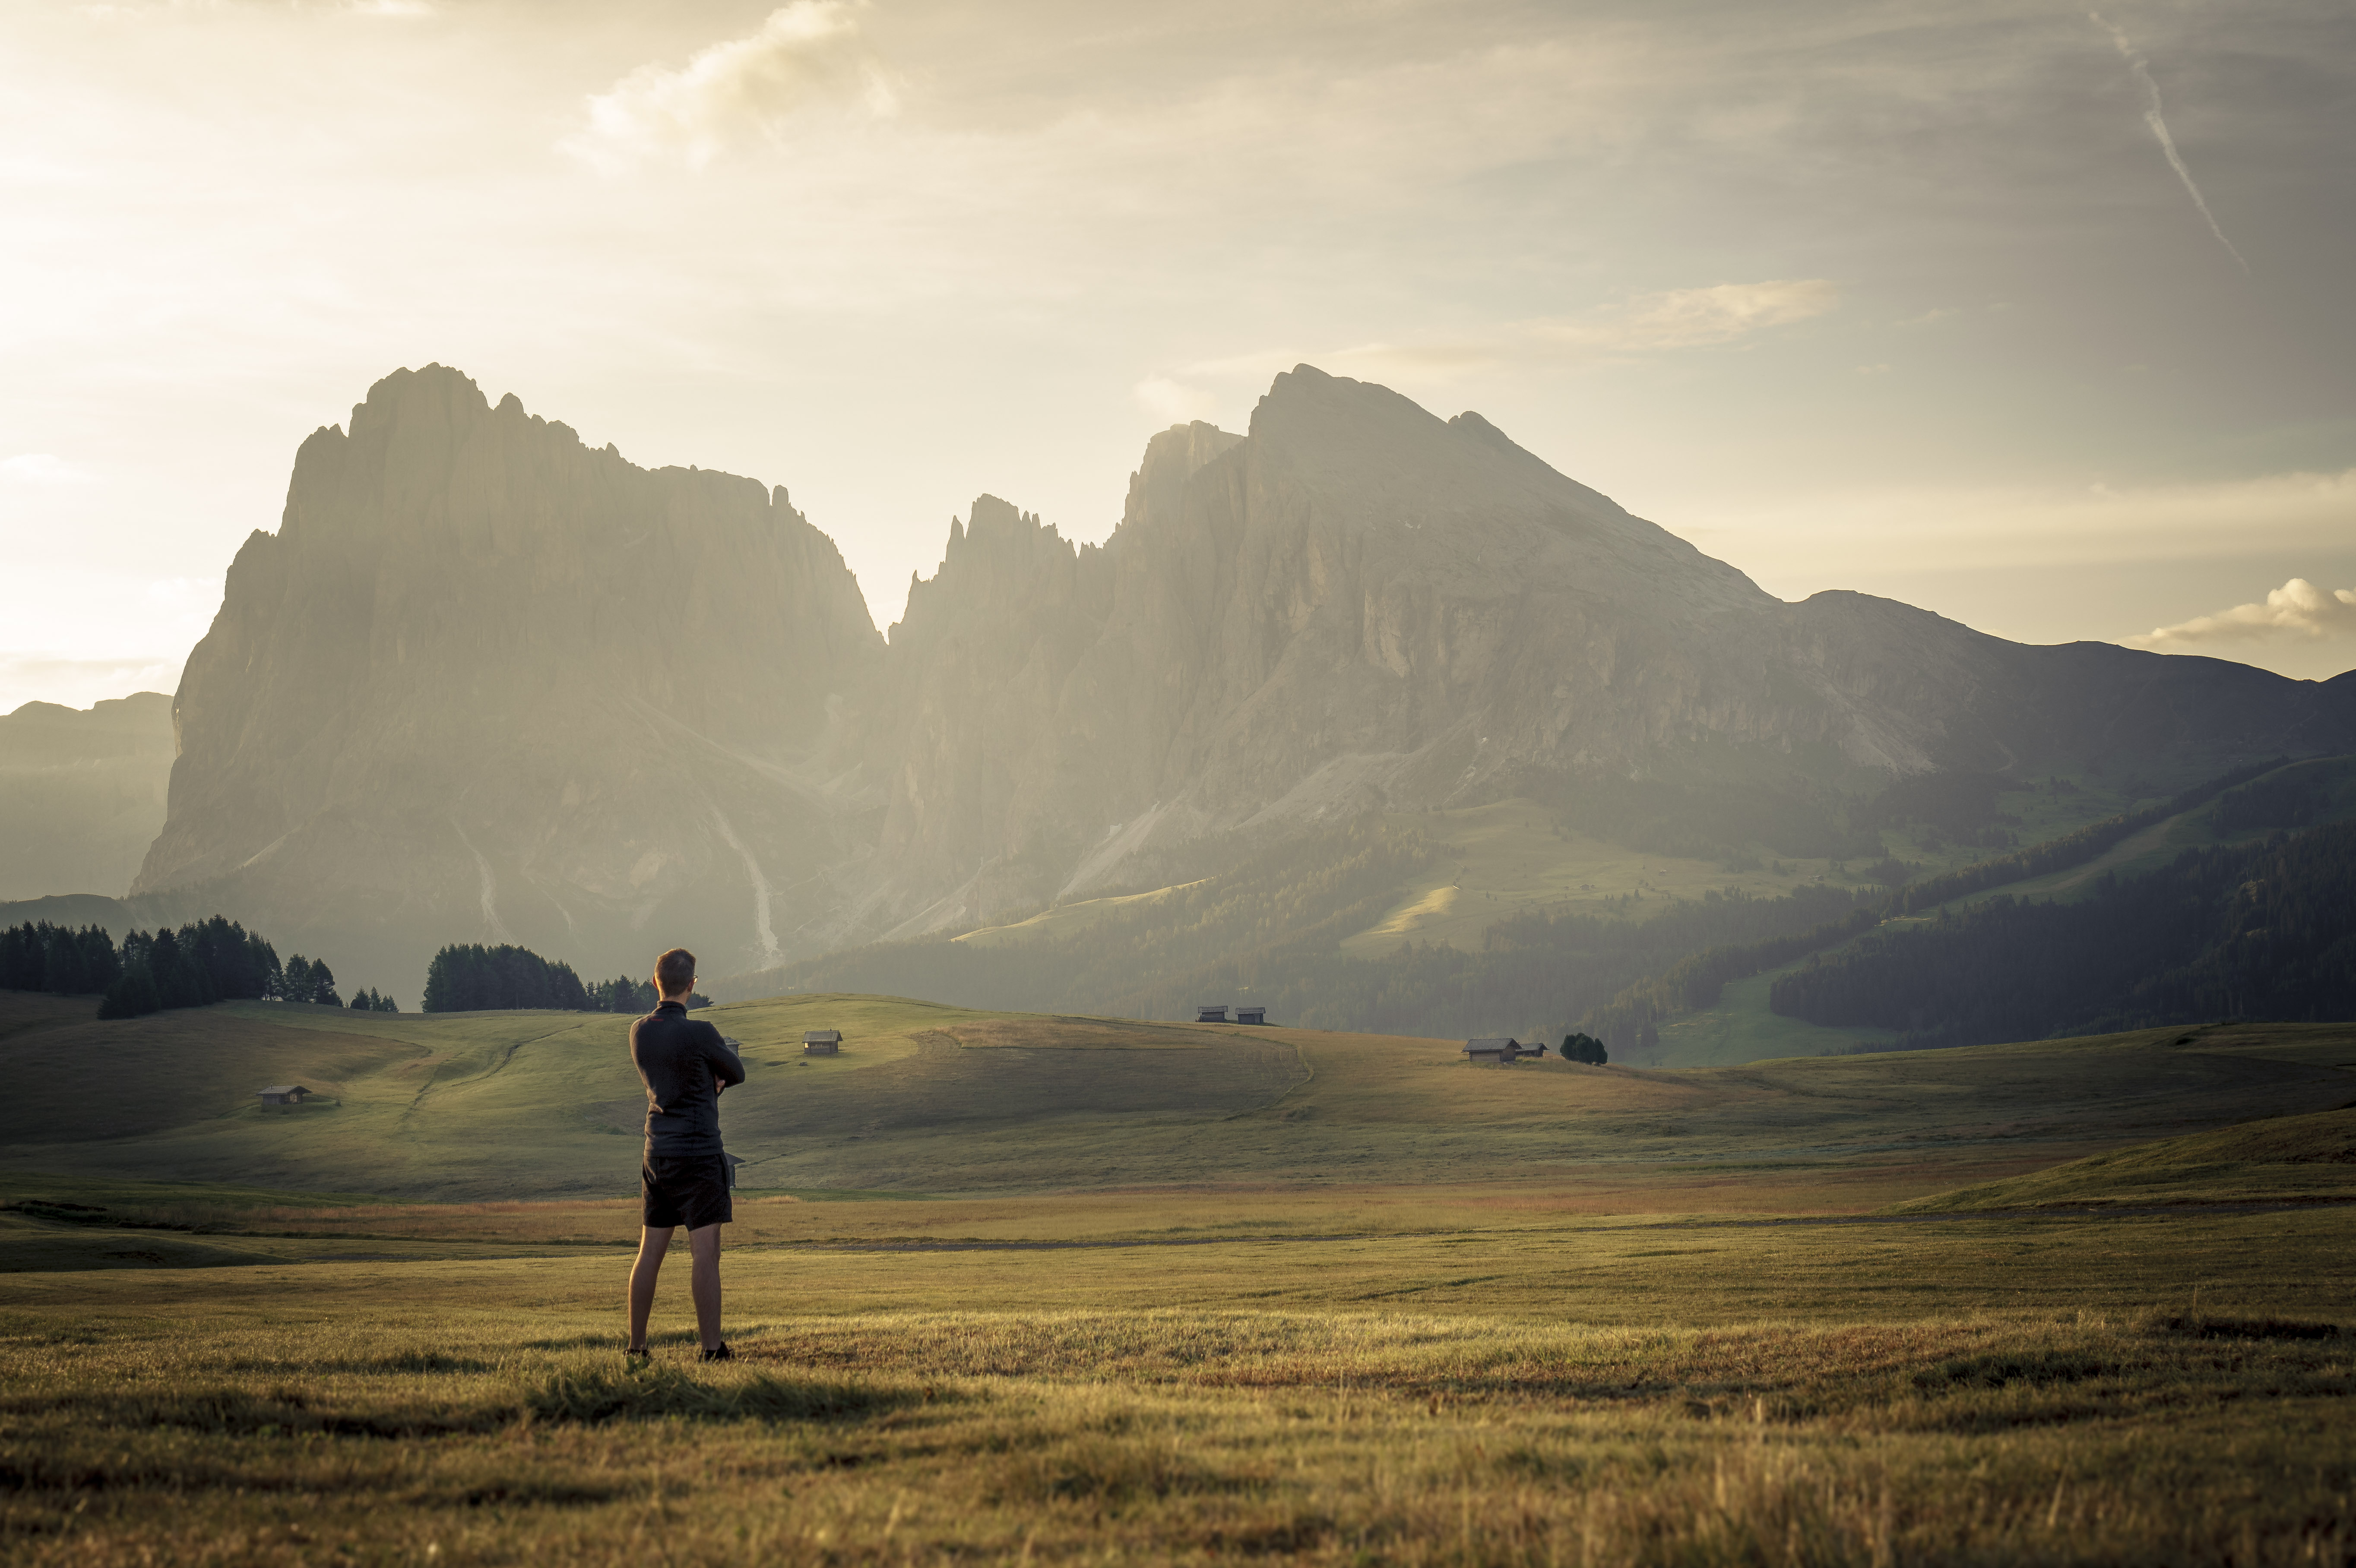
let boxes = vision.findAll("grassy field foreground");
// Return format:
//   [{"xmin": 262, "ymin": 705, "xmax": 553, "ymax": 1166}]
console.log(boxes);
[{"xmin": 4, "ymin": 1198, "xmax": 2353, "ymax": 1566}]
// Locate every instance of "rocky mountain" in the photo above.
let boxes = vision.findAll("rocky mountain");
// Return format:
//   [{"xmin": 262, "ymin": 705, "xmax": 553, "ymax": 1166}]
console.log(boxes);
[
  {"xmin": 126, "ymin": 365, "xmax": 883, "ymax": 989},
  {"xmin": 853, "ymin": 366, "xmax": 2356, "ymax": 935},
  {"xmin": 19, "ymin": 361, "xmax": 2355, "ymax": 995},
  {"xmin": 0, "ymin": 693, "xmax": 175, "ymax": 902}
]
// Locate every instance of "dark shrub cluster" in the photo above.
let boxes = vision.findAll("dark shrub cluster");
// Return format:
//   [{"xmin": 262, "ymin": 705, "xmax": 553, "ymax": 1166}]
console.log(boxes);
[
  {"xmin": 589, "ymin": 976, "xmax": 660, "ymax": 1014},
  {"xmin": 1558, "ymin": 1032, "xmax": 1609, "ymax": 1065},
  {"xmin": 2, "ymin": 916, "xmax": 400, "ymax": 1019},
  {"xmin": 421, "ymin": 943, "xmax": 592, "ymax": 1012}
]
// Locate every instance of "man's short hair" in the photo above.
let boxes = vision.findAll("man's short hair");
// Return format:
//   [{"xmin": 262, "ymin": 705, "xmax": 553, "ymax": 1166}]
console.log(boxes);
[{"xmin": 655, "ymin": 948, "xmax": 697, "ymax": 997}]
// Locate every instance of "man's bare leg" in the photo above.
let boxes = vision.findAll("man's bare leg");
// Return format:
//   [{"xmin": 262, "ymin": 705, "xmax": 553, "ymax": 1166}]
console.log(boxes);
[
  {"xmin": 627, "ymin": 1226, "xmax": 673, "ymax": 1351},
  {"xmin": 687, "ymin": 1223, "xmax": 724, "ymax": 1351}
]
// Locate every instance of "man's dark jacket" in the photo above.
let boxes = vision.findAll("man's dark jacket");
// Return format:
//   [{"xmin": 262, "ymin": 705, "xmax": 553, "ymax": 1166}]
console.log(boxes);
[{"xmin": 630, "ymin": 999, "xmax": 744, "ymax": 1157}]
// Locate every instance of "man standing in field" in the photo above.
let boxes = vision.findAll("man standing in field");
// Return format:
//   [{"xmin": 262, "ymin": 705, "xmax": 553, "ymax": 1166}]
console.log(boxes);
[{"xmin": 626, "ymin": 946, "xmax": 744, "ymax": 1361}]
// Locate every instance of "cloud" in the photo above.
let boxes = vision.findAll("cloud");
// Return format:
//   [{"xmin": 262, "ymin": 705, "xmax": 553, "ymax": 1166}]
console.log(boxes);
[
  {"xmin": 1173, "ymin": 279, "xmax": 1841, "ymax": 387},
  {"xmin": 1683, "ymin": 468, "xmax": 2356, "ymax": 576},
  {"xmin": 563, "ymin": 1, "xmax": 899, "ymax": 173},
  {"xmin": 0, "ymin": 654, "xmax": 185, "ymax": 714},
  {"xmin": 0, "ymin": 454, "xmax": 94, "ymax": 485},
  {"xmin": 1534, "ymin": 279, "xmax": 1842, "ymax": 355},
  {"xmin": 2129, "ymin": 579, "xmax": 2356, "ymax": 649},
  {"xmin": 2090, "ymin": 11, "xmax": 2249, "ymax": 272},
  {"xmin": 1131, "ymin": 376, "xmax": 1221, "ymax": 424}
]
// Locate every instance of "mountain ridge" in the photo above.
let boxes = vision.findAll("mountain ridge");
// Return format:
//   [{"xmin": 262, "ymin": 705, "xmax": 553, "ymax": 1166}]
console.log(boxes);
[{"xmin": 17, "ymin": 361, "xmax": 2356, "ymax": 995}]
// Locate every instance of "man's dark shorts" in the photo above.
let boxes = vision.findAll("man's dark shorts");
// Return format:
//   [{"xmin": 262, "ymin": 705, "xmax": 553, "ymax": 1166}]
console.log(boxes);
[{"xmin": 641, "ymin": 1152, "xmax": 732, "ymax": 1230}]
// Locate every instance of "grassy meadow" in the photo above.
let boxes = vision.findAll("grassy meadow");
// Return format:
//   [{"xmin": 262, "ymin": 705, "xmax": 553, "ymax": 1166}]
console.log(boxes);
[
  {"xmin": 5, "ymin": 1190, "xmax": 2353, "ymax": 1565},
  {"xmin": 6, "ymin": 989, "xmax": 2354, "ymax": 1563}
]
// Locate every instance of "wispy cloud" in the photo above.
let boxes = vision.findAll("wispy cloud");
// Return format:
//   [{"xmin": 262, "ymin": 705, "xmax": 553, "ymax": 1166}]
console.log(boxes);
[
  {"xmin": 1162, "ymin": 279, "xmax": 1842, "ymax": 397},
  {"xmin": 2090, "ymin": 11, "xmax": 2248, "ymax": 272},
  {"xmin": 0, "ymin": 654, "xmax": 184, "ymax": 714},
  {"xmin": 0, "ymin": 453, "xmax": 94, "ymax": 486},
  {"xmin": 1533, "ymin": 279, "xmax": 1843, "ymax": 356},
  {"xmin": 2130, "ymin": 578, "xmax": 2356, "ymax": 649},
  {"xmin": 1685, "ymin": 468, "xmax": 2356, "ymax": 575},
  {"xmin": 1131, "ymin": 376, "xmax": 1221, "ymax": 424},
  {"xmin": 562, "ymin": 1, "xmax": 899, "ymax": 174}
]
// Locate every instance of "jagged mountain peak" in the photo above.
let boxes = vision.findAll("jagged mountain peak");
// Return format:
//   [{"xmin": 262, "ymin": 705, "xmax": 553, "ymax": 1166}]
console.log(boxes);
[
  {"xmin": 1231, "ymin": 364, "xmax": 1770, "ymax": 619},
  {"xmin": 95, "ymin": 360, "xmax": 2356, "ymax": 997},
  {"xmin": 133, "ymin": 364, "xmax": 885, "ymax": 983}
]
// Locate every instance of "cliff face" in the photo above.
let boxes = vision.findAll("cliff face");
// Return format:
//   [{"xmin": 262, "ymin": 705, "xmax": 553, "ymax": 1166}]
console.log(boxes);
[
  {"xmin": 858, "ymin": 366, "xmax": 2356, "ymax": 927},
  {"xmin": 119, "ymin": 361, "xmax": 2356, "ymax": 988},
  {"xmin": 134, "ymin": 366, "xmax": 883, "ymax": 983}
]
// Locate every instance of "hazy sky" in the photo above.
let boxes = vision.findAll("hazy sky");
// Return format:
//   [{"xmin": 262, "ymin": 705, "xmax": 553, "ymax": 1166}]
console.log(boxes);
[{"xmin": 5, "ymin": 0, "xmax": 2353, "ymax": 713}]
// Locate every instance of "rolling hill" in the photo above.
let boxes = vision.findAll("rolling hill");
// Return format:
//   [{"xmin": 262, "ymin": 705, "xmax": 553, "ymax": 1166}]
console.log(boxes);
[
  {"xmin": 1893, "ymin": 1101, "xmax": 2356, "ymax": 1212},
  {"xmin": 4, "ymin": 987, "xmax": 2350, "ymax": 1205}
]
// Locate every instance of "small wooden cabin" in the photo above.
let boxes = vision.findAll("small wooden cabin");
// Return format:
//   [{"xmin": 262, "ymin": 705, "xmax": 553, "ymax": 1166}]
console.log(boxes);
[
  {"xmin": 802, "ymin": 1030, "xmax": 842, "ymax": 1056},
  {"xmin": 1462, "ymin": 1037, "xmax": 1546, "ymax": 1065},
  {"xmin": 1196, "ymin": 1005, "xmax": 1229, "ymax": 1023},
  {"xmin": 256, "ymin": 1084, "xmax": 311, "ymax": 1105},
  {"xmin": 1236, "ymin": 1007, "xmax": 1267, "ymax": 1025},
  {"xmin": 724, "ymin": 1152, "xmax": 747, "ymax": 1189}
]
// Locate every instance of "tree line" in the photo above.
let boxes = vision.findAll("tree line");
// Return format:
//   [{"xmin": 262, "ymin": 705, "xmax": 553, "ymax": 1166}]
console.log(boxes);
[
  {"xmin": 9, "ymin": 921, "xmax": 704, "ymax": 1019},
  {"xmin": 418, "ymin": 945, "xmax": 701, "ymax": 1013},
  {"xmin": 1767, "ymin": 818, "xmax": 2356, "ymax": 1047},
  {"xmin": 1889, "ymin": 757, "xmax": 2284, "ymax": 917},
  {"xmin": 0, "ymin": 917, "xmax": 399, "ymax": 1018},
  {"xmin": 2209, "ymin": 758, "xmax": 2353, "ymax": 836}
]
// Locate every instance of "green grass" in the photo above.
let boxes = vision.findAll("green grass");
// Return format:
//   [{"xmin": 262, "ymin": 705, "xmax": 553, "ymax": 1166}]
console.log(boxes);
[
  {"xmin": 1336, "ymin": 800, "xmax": 1878, "ymax": 958},
  {"xmin": 1894, "ymin": 1102, "xmax": 2356, "ymax": 1213},
  {"xmin": 948, "ymin": 788, "xmax": 2153, "ymax": 967},
  {"xmin": 8, "ymin": 988, "xmax": 2356, "ymax": 1204},
  {"xmin": 1653, "ymin": 970, "xmax": 1897, "ymax": 1067},
  {"xmin": 1333, "ymin": 786, "xmax": 2153, "ymax": 958},
  {"xmin": 952, "ymin": 879, "xmax": 1213, "ymax": 949}
]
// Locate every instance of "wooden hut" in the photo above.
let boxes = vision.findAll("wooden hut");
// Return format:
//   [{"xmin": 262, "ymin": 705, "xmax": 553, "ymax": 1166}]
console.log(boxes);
[
  {"xmin": 724, "ymin": 1152, "xmax": 747, "ymax": 1189},
  {"xmin": 256, "ymin": 1084, "xmax": 311, "ymax": 1105},
  {"xmin": 1461, "ymin": 1037, "xmax": 1546, "ymax": 1065},
  {"xmin": 1236, "ymin": 1007, "xmax": 1267, "ymax": 1025},
  {"xmin": 1196, "ymin": 1005, "xmax": 1229, "ymax": 1023},
  {"xmin": 802, "ymin": 1030, "xmax": 842, "ymax": 1056}
]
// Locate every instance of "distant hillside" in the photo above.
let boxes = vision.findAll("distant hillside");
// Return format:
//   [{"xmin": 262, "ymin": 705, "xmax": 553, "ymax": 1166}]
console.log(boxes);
[
  {"xmin": 0, "ymin": 694, "xmax": 174, "ymax": 903},
  {"xmin": 1773, "ymin": 807, "xmax": 2356, "ymax": 1050},
  {"xmin": 720, "ymin": 817, "xmax": 1885, "ymax": 1040}
]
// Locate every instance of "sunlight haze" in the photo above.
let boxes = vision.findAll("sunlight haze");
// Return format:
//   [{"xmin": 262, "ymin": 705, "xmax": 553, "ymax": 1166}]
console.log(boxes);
[{"xmin": 4, "ymin": 0, "xmax": 2353, "ymax": 710}]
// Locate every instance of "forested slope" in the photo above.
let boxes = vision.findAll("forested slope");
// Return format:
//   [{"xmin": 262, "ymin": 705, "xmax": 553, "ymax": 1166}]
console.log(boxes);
[{"xmin": 1771, "ymin": 820, "xmax": 2356, "ymax": 1048}]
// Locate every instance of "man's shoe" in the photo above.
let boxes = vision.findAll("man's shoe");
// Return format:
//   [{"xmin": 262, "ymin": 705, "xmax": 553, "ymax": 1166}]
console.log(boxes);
[
  {"xmin": 698, "ymin": 1342, "xmax": 734, "ymax": 1363},
  {"xmin": 624, "ymin": 1344, "xmax": 652, "ymax": 1359}
]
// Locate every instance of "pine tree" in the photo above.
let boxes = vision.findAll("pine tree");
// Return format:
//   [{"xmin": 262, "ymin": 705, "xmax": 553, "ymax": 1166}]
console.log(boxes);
[
  {"xmin": 97, "ymin": 964, "xmax": 161, "ymax": 1019},
  {"xmin": 41, "ymin": 927, "xmax": 85, "ymax": 996},
  {"xmin": 276, "ymin": 956, "xmax": 306, "ymax": 1003}
]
